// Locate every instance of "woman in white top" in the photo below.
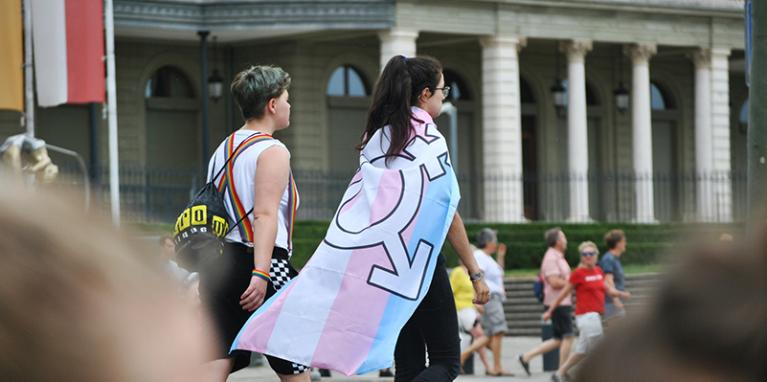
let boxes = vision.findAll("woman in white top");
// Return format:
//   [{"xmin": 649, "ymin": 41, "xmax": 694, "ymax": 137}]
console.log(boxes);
[
  {"xmin": 472, "ymin": 228, "xmax": 512, "ymax": 376},
  {"xmin": 200, "ymin": 65, "xmax": 309, "ymax": 382}
]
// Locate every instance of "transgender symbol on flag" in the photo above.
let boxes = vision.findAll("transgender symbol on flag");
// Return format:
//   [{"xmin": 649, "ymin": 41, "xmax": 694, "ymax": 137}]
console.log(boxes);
[
  {"xmin": 232, "ymin": 109, "xmax": 460, "ymax": 375},
  {"xmin": 326, "ymin": 139, "xmax": 451, "ymax": 301}
]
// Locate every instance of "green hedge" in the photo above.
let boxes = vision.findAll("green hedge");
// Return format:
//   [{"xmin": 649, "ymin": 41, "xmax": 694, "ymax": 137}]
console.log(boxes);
[
  {"xmin": 133, "ymin": 221, "xmax": 742, "ymax": 270},
  {"xmin": 289, "ymin": 221, "xmax": 742, "ymax": 269}
]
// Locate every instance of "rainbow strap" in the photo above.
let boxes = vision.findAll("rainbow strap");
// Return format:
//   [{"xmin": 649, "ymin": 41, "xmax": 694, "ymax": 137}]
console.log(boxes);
[
  {"xmin": 217, "ymin": 133, "xmax": 274, "ymax": 243},
  {"xmin": 286, "ymin": 171, "xmax": 298, "ymax": 252},
  {"xmin": 216, "ymin": 133, "xmax": 299, "ymax": 250}
]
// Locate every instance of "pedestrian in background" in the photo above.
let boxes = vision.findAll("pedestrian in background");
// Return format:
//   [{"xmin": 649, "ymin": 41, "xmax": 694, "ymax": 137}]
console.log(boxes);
[
  {"xmin": 543, "ymin": 241, "xmax": 631, "ymax": 381},
  {"xmin": 518, "ymin": 227, "xmax": 574, "ymax": 376},
  {"xmin": 473, "ymin": 228, "xmax": 513, "ymax": 376},
  {"xmin": 576, "ymin": 235, "xmax": 767, "ymax": 382},
  {"xmin": 449, "ymin": 262, "xmax": 491, "ymax": 373},
  {"xmin": 599, "ymin": 229, "xmax": 630, "ymax": 323}
]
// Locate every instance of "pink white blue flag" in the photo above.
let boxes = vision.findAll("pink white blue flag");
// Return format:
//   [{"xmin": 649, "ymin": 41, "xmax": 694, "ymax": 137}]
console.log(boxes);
[{"xmin": 231, "ymin": 107, "xmax": 460, "ymax": 375}]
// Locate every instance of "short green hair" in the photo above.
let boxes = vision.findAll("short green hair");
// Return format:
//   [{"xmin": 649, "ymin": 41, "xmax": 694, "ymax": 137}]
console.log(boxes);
[{"xmin": 231, "ymin": 65, "xmax": 291, "ymax": 121}]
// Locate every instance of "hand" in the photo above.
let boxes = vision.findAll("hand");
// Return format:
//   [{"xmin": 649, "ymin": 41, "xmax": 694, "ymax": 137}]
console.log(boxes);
[
  {"xmin": 622, "ymin": 291, "xmax": 632, "ymax": 300},
  {"xmin": 497, "ymin": 243, "xmax": 507, "ymax": 257},
  {"xmin": 613, "ymin": 299, "xmax": 625, "ymax": 310},
  {"xmin": 542, "ymin": 309, "xmax": 553, "ymax": 321},
  {"xmin": 472, "ymin": 279, "xmax": 490, "ymax": 305},
  {"xmin": 240, "ymin": 276, "xmax": 268, "ymax": 312}
]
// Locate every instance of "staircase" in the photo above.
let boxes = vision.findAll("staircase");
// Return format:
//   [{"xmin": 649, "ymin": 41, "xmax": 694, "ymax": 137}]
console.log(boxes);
[{"xmin": 503, "ymin": 273, "xmax": 661, "ymax": 336}]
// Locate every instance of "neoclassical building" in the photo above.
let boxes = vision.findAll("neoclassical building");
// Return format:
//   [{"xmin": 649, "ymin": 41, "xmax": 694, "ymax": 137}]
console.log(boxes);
[{"xmin": 0, "ymin": 0, "xmax": 749, "ymax": 224}]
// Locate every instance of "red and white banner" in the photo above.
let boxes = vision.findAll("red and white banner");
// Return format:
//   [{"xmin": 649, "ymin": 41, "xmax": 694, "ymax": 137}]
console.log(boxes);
[{"xmin": 31, "ymin": 0, "xmax": 105, "ymax": 107}]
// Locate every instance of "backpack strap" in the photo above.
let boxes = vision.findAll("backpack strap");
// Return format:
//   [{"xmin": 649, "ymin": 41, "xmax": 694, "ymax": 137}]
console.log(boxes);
[
  {"xmin": 286, "ymin": 171, "xmax": 299, "ymax": 252},
  {"xmin": 215, "ymin": 132, "xmax": 275, "ymax": 243}
]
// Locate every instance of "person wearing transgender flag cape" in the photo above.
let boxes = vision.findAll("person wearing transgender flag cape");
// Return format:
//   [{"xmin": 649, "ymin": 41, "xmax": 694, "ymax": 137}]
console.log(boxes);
[{"xmin": 232, "ymin": 55, "xmax": 490, "ymax": 381}]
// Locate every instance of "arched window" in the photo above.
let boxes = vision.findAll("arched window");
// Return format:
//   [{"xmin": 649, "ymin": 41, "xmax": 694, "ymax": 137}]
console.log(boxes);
[
  {"xmin": 651, "ymin": 82, "xmax": 675, "ymax": 110},
  {"xmin": 443, "ymin": 69, "xmax": 471, "ymax": 101},
  {"xmin": 145, "ymin": 66, "xmax": 195, "ymax": 99},
  {"xmin": 326, "ymin": 65, "xmax": 368, "ymax": 97}
]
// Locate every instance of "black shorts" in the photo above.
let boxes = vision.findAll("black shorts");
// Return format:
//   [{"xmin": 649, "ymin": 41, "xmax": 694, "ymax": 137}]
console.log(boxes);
[
  {"xmin": 198, "ymin": 242, "xmax": 308, "ymax": 375},
  {"xmin": 546, "ymin": 305, "xmax": 574, "ymax": 340}
]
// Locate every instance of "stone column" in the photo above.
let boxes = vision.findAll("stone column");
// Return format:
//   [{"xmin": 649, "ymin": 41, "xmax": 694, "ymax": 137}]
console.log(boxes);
[
  {"xmin": 710, "ymin": 48, "xmax": 732, "ymax": 222},
  {"xmin": 378, "ymin": 29, "xmax": 418, "ymax": 71},
  {"xmin": 693, "ymin": 49, "xmax": 714, "ymax": 222},
  {"xmin": 693, "ymin": 48, "xmax": 732, "ymax": 222},
  {"xmin": 628, "ymin": 44, "xmax": 657, "ymax": 223},
  {"xmin": 561, "ymin": 40, "xmax": 592, "ymax": 222},
  {"xmin": 480, "ymin": 36, "xmax": 527, "ymax": 223}
]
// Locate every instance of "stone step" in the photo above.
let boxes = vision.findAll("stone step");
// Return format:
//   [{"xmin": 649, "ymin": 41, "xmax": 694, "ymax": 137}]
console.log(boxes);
[
  {"xmin": 498, "ymin": 273, "xmax": 660, "ymax": 336},
  {"xmin": 505, "ymin": 305, "xmax": 545, "ymax": 313}
]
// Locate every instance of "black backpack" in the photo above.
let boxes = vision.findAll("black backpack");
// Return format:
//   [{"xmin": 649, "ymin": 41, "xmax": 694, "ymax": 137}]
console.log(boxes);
[{"xmin": 173, "ymin": 133, "xmax": 263, "ymax": 270}]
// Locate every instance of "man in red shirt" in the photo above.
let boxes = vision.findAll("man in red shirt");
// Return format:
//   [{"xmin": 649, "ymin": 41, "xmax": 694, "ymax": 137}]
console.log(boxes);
[{"xmin": 542, "ymin": 241, "xmax": 631, "ymax": 382}]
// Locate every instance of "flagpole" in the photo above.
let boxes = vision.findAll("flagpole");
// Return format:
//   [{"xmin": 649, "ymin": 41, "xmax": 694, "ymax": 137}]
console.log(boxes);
[
  {"xmin": 104, "ymin": 0, "xmax": 120, "ymax": 226},
  {"xmin": 23, "ymin": 0, "xmax": 34, "ymax": 138}
]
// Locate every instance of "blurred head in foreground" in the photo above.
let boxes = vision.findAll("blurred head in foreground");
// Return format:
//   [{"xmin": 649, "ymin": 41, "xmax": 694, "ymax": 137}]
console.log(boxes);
[
  {"xmin": 576, "ymin": 233, "xmax": 767, "ymax": 382},
  {"xmin": 0, "ymin": 179, "xmax": 215, "ymax": 381}
]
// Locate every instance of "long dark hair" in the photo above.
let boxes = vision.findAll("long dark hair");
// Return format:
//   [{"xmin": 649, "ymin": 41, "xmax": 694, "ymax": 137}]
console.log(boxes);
[{"xmin": 358, "ymin": 55, "xmax": 442, "ymax": 159}]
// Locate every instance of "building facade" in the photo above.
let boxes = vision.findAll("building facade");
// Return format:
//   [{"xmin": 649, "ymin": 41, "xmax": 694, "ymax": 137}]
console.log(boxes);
[{"xmin": 0, "ymin": 0, "xmax": 749, "ymax": 223}]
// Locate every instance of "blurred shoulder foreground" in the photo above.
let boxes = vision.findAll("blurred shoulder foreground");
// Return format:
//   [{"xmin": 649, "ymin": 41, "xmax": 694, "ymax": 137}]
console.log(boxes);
[{"xmin": 0, "ymin": 176, "xmax": 215, "ymax": 382}]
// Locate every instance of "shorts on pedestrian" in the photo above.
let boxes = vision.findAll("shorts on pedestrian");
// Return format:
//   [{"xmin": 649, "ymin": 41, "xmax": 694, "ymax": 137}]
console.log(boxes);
[
  {"xmin": 547, "ymin": 305, "xmax": 574, "ymax": 340},
  {"xmin": 573, "ymin": 312, "xmax": 603, "ymax": 355},
  {"xmin": 457, "ymin": 307, "xmax": 478, "ymax": 333},
  {"xmin": 199, "ymin": 242, "xmax": 309, "ymax": 375},
  {"xmin": 481, "ymin": 293, "xmax": 508, "ymax": 336}
]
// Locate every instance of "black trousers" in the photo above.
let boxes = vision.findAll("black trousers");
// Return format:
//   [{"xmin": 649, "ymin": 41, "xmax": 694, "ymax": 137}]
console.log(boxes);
[{"xmin": 394, "ymin": 255, "xmax": 461, "ymax": 382}]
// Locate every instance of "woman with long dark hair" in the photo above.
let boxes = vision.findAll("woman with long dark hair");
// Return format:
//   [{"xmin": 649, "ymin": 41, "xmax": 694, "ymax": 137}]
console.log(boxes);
[{"xmin": 360, "ymin": 55, "xmax": 491, "ymax": 381}]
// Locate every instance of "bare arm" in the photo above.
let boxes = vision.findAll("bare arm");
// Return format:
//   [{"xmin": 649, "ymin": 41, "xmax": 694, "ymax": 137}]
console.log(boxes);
[
  {"xmin": 605, "ymin": 280, "xmax": 631, "ymax": 300},
  {"xmin": 447, "ymin": 212, "xmax": 490, "ymax": 304},
  {"xmin": 604, "ymin": 273, "xmax": 624, "ymax": 307},
  {"xmin": 447, "ymin": 212, "xmax": 481, "ymax": 275},
  {"xmin": 240, "ymin": 146, "xmax": 291, "ymax": 312},
  {"xmin": 543, "ymin": 283, "xmax": 573, "ymax": 320},
  {"xmin": 545, "ymin": 274, "xmax": 568, "ymax": 289},
  {"xmin": 496, "ymin": 243, "xmax": 507, "ymax": 270}
]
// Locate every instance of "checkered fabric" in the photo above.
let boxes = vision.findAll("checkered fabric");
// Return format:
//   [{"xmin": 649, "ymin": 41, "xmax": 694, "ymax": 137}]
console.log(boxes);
[
  {"xmin": 291, "ymin": 363, "xmax": 308, "ymax": 374},
  {"xmin": 269, "ymin": 258, "xmax": 293, "ymax": 290}
]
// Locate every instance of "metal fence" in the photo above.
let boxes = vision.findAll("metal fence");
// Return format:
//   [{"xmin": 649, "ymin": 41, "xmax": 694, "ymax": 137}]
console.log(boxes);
[{"xmin": 54, "ymin": 166, "xmax": 748, "ymax": 224}]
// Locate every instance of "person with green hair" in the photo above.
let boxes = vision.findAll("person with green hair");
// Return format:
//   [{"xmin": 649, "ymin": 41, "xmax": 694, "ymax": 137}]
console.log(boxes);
[{"xmin": 200, "ymin": 65, "xmax": 309, "ymax": 382}]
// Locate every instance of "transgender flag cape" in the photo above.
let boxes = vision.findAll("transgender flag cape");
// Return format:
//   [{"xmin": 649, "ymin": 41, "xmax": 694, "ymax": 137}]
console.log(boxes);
[{"xmin": 232, "ymin": 108, "xmax": 460, "ymax": 375}]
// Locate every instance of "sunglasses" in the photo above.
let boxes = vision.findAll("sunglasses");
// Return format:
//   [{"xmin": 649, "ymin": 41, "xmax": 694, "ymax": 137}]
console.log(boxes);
[{"xmin": 581, "ymin": 251, "xmax": 598, "ymax": 257}]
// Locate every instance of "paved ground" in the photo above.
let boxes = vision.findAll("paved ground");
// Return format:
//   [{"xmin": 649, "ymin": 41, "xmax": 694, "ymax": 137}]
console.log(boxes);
[{"xmin": 229, "ymin": 337, "xmax": 555, "ymax": 382}]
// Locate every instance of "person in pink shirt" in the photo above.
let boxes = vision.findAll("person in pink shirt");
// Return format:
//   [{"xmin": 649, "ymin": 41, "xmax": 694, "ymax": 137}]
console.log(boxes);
[
  {"xmin": 543, "ymin": 241, "xmax": 630, "ymax": 382},
  {"xmin": 518, "ymin": 228, "xmax": 574, "ymax": 376}
]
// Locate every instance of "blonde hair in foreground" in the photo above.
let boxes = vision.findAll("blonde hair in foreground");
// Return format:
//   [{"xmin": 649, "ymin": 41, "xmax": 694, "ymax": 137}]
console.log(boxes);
[{"xmin": 0, "ymin": 178, "xmax": 214, "ymax": 382}]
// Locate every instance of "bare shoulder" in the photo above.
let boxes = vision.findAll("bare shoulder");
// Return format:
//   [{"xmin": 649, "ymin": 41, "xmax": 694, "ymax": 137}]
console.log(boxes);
[{"xmin": 257, "ymin": 144, "xmax": 290, "ymax": 166}]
